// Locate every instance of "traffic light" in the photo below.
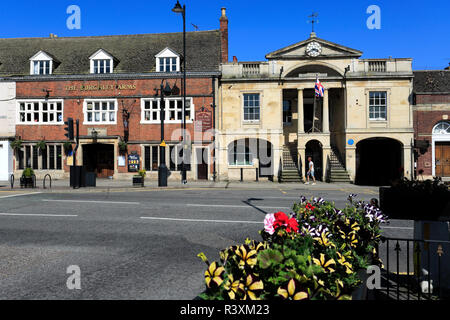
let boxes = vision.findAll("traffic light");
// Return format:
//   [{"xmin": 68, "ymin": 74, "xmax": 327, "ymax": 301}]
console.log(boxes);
[{"xmin": 64, "ymin": 118, "xmax": 74, "ymax": 140}]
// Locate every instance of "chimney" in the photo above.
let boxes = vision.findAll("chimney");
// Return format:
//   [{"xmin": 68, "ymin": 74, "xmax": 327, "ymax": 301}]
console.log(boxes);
[
  {"xmin": 220, "ymin": 7, "xmax": 228, "ymax": 63},
  {"xmin": 233, "ymin": 56, "xmax": 238, "ymax": 63}
]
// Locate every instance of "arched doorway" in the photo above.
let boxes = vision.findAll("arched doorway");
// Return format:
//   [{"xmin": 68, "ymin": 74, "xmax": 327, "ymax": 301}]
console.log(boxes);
[
  {"xmin": 82, "ymin": 143, "xmax": 114, "ymax": 178},
  {"xmin": 356, "ymin": 138, "xmax": 403, "ymax": 186},
  {"xmin": 432, "ymin": 121, "xmax": 450, "ymax": 177},
  {"xmin": 305, "ymin": 140, "xmax": 323, "ymax": 181},
  {"xmin": 227, "ymin": 138, "xmax": 274, "ymax": 178}
]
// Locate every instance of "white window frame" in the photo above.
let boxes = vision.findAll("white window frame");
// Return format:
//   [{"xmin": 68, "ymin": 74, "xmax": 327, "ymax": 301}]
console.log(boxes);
[
  {"xmin": 155, "ymin": 48, "xmax": 180, "ymax": 72},
  {"xmin": 368, "ymin": 91, "xmax": 388, "ymax": 121},
  {"xmin": 431, "ymin": 121, "xmax": 450, "ymax": 177},
  {"xmin": 17, "ymin": 100, "xmax": 64, "ymax": 125},
  {"xmin": 89, "ymin": 49, "xmax": 114, "ymax": 74},
  {"xmin": 242, "ymin": 93, "xmax": 261, "ymax": 123},
  {"xmin": 140, "ymin": 97, "xmax": 194, "ymax": 124},
  {"xmin": 29, "ymin": 51, "xmax": 53, "ymax": 75},
  {"xmin": 83, "ymin": 99, "xmax": 118, "ymax": 125}
]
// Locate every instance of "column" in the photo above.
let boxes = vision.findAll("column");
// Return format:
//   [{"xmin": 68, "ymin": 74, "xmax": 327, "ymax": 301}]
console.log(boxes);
[
  {"xmin": 297, "ymin": 89, "xmax": 304, "ymax": 133},
  {"xmin": 298, "ymin": 147, "xmax": 306, "ymax": 181},
  {"xmin": 323, "ymin": 89, "xmax": 329, "ymax": 133}
]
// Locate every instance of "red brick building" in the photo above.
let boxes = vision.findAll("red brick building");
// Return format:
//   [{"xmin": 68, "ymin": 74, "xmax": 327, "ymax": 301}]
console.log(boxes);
[
  {"xmin": 413, "ymin": 69, "xmax": 450, "ymax": 179},
  {"xmin": 0, "ymin": 9, "xmax": 229, "ymax": 181}
]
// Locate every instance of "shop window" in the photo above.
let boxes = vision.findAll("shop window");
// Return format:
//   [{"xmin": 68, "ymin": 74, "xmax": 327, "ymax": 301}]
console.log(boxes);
[
  {"xmin": 18, "ymin": 100, "xmax": 63, "ymax": 124},
  {"xmin": 141, "ymin": 98, "xmax": 193, "ymax": 123},
  {"xmin": 84, "ymin": 100, "xmax": 117, "ymax": 124}
]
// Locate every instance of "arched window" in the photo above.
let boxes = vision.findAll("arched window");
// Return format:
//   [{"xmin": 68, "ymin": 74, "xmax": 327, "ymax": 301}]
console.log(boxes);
[
  {"xmin": 228, "ymin": 139, "xmax": 253, "ymax": 165},
  {"xmin": 432, "ymin": 121, "xmax": 450, "ymax": 135}
]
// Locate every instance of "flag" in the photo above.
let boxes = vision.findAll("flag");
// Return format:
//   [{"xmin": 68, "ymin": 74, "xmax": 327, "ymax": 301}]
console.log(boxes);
[{"xmin": 315, "ymin": 77, "xmax": 324, "ymax": 97}]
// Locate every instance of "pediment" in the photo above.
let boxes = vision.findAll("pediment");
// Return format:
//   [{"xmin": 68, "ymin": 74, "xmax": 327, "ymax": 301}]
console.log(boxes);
[{"xmin": 266, "ymin": 36, "xmax": 362, "ymax": 60}]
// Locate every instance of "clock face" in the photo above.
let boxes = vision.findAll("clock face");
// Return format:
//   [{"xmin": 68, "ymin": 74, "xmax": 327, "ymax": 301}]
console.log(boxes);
[{"xmin": 306, "ymin": 41, "xmax": 322, "ymax": 57}]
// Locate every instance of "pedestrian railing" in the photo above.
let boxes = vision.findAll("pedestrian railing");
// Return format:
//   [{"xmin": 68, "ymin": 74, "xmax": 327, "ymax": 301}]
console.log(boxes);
[{"xmin": 374, "ymin": 236, "xmax": 450, "ymax": 300}]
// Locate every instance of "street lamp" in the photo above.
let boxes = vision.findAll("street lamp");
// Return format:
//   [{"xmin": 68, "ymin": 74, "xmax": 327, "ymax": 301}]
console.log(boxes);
[
  {"xmin": 156, "ymin": 81, "xmax": 172, "ymax": 187},
  {"xmin": 172, "ymin": 0, "xmax": 187, "ymax": 184}
]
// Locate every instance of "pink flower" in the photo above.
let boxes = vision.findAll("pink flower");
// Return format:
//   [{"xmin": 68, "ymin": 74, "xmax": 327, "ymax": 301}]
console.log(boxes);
[{"xmin": 264, "ymin": 213, "xmax": 276, "ymax": 235}]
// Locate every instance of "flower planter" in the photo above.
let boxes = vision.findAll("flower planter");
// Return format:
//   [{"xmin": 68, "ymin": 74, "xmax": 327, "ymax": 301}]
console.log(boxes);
[
  {"xmin": 132, "ymin": 176, "xmax": 144, "ymax": 187},
  {"xmin": 20, "ymin": 176, "xmax": 35, "ymax": 188},
  {"xmin": 380, "ymin": 186, "xmax": 450, "ymax": 221}
]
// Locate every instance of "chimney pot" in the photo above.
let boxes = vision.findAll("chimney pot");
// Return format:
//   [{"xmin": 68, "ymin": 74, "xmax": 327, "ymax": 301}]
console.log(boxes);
[{"xmin": 233, "ymin": 56, "xmax": 238, "ymax": 63}]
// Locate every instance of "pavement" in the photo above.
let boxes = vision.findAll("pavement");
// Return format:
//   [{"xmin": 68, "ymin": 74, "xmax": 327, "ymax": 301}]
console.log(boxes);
[{"xmin": 0, "ymin": 181, "xmax": 414, "ymax": 300}]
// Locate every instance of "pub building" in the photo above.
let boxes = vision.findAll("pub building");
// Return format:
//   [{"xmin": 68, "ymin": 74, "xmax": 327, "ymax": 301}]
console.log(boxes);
[{"xmin": 0, "ymin": 8, "xmax": 229, "ymax": 181}]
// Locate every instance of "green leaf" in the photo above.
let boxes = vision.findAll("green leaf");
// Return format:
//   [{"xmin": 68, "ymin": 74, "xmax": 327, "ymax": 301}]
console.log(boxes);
[{"xmin": 258, "ymin": 249, "xmax": 283, "ymax": 269}]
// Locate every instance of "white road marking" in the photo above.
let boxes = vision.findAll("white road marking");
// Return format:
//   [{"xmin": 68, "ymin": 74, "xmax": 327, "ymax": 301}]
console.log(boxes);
[
  {"xmin": 381, "ymin": 226, "xmax": 413, "ymax": 230},
  {"xmin": 0, "ymin": 213, "xmax": 78, "ymax": 217},
  {"xmin": 140, "ymin": 216, "xmax": 262, "ymax": 224},
  {"xmin": 186, "ymin": 204, "xmax": 290, "ymax": 210},
  {"xmin": 0, "ymin": 192, "xmax": 42, "ymax": 199},
  {"xmin": 42, "ymin": 199, "xmax": 140, "ymax": 205}
]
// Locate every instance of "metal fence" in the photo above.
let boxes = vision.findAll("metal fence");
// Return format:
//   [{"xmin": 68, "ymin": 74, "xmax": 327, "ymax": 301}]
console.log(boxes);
[{"xmin": 374, "ymin": 236, "xmax": 450, "ymax": 300}]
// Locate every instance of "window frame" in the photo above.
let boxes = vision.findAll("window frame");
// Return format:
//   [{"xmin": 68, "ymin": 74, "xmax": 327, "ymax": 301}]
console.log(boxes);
[
  {"xmin": 242, "ymin": 93, "xmax": 261, "ymax": 123},
  {"xmin": 83, "ymin": 99, "xmax": 118, "ymax": 125},
  {"xmin": 140, "ymin": 97, "xmax": 194, "ymax": 124},
  {"xmin": 29, "ymin": 51, "xmax": 54, "ymax": 75},
  {"xmin": 17, "ymin": 100, "xmax": 64, "ymax": 125},
  {"xmin": 368, "ymin": 91, "xmax": 388, "ymax": 121},
  {"xmin": 16, "ymin": 143, "xmax": 63, "ymax": 171},
  {"xmin": 155, "ymin": 48, "xmax": 181, "ymax": 73}
]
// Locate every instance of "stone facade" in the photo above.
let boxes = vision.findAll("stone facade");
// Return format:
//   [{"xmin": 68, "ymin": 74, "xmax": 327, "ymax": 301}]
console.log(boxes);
[{"xmin": 218, "ymin": 33, "xmax": 415, "ymax": 185}]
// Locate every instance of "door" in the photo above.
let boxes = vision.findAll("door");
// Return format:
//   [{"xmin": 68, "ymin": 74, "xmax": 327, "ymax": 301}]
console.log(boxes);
[
  {"xmin": 435, "ymin": 142, "xmax": 450, "ymax": 177},
  {"xmin": 196, "ymin": 148, "xmax": 208, "ymax": 180}
]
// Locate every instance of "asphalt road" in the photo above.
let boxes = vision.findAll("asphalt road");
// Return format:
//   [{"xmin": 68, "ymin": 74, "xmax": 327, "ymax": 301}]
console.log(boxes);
[{"xmin": 0, "ymin": 186, "xmax": 413, "ymax": 299}]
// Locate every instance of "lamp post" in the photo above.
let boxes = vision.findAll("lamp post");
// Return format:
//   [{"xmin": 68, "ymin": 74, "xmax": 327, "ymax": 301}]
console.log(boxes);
[
  {"xmin": 157, "ymin": 81, "xmax": 172, "ymax": 187},
  {"xmin": 172, "ymin": 0, "xmax": 187, "ymax": 184}
]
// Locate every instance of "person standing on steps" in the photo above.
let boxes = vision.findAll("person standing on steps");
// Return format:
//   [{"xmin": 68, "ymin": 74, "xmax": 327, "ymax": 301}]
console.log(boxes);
[{"xmin": 305, "ymin": 156, "xmax": 316, "ymax": 185}]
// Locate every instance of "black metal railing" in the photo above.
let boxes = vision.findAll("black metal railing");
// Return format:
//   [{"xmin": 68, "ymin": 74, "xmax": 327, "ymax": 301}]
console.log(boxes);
[{"xmin": 375, "ymin": 236, "xmax": 450, "ymax": 300}]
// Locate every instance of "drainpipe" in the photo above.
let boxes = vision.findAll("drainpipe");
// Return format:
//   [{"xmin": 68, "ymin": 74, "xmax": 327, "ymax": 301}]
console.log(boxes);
[{"xmin": 212, "ymin": 76, "xmax": 217, "ymax": 181}]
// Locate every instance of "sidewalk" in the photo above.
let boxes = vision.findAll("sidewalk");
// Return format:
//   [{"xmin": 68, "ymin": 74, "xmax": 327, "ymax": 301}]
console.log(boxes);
[{"xmin": 0, "ymin": 178, "xmax": 379, "ymax": 193}]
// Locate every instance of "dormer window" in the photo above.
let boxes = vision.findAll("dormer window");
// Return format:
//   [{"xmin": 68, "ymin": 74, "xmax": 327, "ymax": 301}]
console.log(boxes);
[
  {"xmin": 89, "ymin": 49, "xmax": 115, "ymax": 74},
  {"xmin": 30, "ymin": 51, "xmax": 55, "ymax": 75},
  {"xmin": 155, "ymin": 48, "xmax": 180, "ymax": 72}
]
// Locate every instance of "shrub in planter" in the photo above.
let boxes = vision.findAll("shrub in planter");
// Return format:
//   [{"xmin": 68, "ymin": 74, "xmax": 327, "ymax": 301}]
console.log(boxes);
[
  {"xmin": 118, "ymin": 141, "xmax": 128, "ymax": 155},
  {"xmin": 20, "ymin": 168, "xmax": 35, "ymax": 188},
  {"xmin": 36, "ymin": 140, "xmax": 46, "ymax": 151},
  {"xmin": 22, "ymin": 167, "xmax": 35, "ymax": 178},
  {"xmin": 10, "ymin": 139, "xmax": 22, "ymax": 150},
  {"xmin": 133, "ymin": 170, "xmax": 146, "ymax": 187},
  {"xmin": 197, "ymin": 195, "xmax": 388, "ymax": 300},
  {"xmin": 380, "ymin": 177, "xmax": 450, "ymax": 220}
]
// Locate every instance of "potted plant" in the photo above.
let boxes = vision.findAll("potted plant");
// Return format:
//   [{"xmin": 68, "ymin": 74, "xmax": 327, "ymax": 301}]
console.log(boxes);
[
  {"xmin": 133, "ymin": 169, "xmax": 146, "ymax": 187},
  {"xmin": 10, "ymin": 138, "xmax": 22, "ymax": 151},
  {"xmin": 20, "ymin": 167, "xmax": 35, "ymax": 188},
  {"xmin": 380, "ymin": 177, "xmax": 450, "ymax": 221},
  {"xmin": 196, "ymin": 195, "xmax": 387, "ymax": 300},
  {"xmin": 63, "ymin": 141, "xmax": 73, "ymax": 156},
  {"xmin": 118, "ymin": 141, "xmax": 128, "ymax": 155},
  {"xmin": 36, "ymin": 140, "xmax": 46, "ymax": 152}
]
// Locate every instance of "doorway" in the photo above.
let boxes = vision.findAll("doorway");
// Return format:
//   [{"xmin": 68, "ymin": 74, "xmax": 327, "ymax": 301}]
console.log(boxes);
[
  {"xmin": 435, "ymin": 142, "xmax": 450, "ymax": 177},
  {"xmin": 356, "ymin": 138, "xmax": 402, "ymax": 186},
  {"xmin": 196, "ymin": 147, "xmax": 208, "ymax": 180},
  {"xmin": 305, "ymin": 140, "xmax": 323, "ymax": 181},
  {"xmin": 82, "ymin": 143, "xmax": 114, "ymax": 178}
]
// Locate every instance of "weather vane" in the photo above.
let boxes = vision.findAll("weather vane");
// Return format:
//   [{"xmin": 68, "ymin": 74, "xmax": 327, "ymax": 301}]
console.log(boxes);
[{"xmin": 308, "ymin": 12, "xmax": 319, "ymax": 33}]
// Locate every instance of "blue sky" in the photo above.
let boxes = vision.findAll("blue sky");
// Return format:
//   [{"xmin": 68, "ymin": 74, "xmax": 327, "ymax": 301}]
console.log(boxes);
[{"xmin": 0, "ymin": 0, "xmax": 448, "ymax": 70}]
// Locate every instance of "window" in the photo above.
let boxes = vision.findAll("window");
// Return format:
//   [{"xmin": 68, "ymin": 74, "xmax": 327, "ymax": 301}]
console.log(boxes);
[
  {"xmin": 243, "ymin": 93, "xmax": 260, "ymax": 122},
  {"xmin": 32, "ymin": 60, "xmax": 51, "ymax": 75},
  {"xmin": 18, "ymin": 101, "xmax": 63, "ymax": 124},
  {"xmin": 16, "ymin": 143, "xmax": 62, "ymax": 170},
  {"xmin": 84, "ymin": 100, "xmax": 117, "ymax": 124},
  {"xmin": 93, "ymin": 59, "xmax": 112, "ymax": 74},
  {"xmin": 29, "ymin": 51, "xmax": 54, "ymax": 75},
  {"xmin": 155, "ymin": 48, "xmax": 180, "ymax": 73},
  {"xmin": 283, "ymin": 100, "xmax": 292, "ymax": 124},
  {"xmin": 229, "ymin": 139, "xmax": 253, "ymax": 166},
  {"xmin": 141, "ymin": 98, "xmax": 193, "ymax": 123},
  {"xmin": 144, "ymin": 144, "xmax": 191, "ymax": 172},
  {"xmin": 369, "ymin": 91, "xmax": 387, "ymax": 120},
  {"xmin": 432, "ymin": 121, "xmax": 450, "ymax": 134},
  {"xmin": 159, "ymin": 57, "xmax": 178, "ymax": 72}
]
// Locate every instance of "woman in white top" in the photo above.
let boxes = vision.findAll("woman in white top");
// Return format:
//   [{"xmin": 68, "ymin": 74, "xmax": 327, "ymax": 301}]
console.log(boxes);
[{"xmin": 305, "ymin": 156, "xmax": 316, "ymax": 185}]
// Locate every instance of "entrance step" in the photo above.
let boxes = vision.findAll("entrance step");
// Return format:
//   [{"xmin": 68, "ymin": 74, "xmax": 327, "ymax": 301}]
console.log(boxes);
[
  {"xmin": 280, "ymin": 169, "xmax": 302, "ymax": 183},
  {"xmin": 328, "ymin": 146, "xmax": 352, "ymax": 183}
]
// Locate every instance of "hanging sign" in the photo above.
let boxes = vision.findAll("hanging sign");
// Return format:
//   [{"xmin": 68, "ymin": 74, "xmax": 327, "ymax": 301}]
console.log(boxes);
[{"xmin": 194, "ymin": 111, "xmax": 213, "ymax": 132}]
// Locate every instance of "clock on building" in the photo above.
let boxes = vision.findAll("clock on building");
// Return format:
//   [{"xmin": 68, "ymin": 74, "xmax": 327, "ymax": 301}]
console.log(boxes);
[{"xmin": 306, "ymin": 41, "xmax": 322, "ymax": 57}]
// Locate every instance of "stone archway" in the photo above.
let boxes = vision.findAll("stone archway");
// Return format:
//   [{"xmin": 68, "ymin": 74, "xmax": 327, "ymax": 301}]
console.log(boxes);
[{"xmin": 355, "ymin": 137, "xmax": 403, "ymax": 186}]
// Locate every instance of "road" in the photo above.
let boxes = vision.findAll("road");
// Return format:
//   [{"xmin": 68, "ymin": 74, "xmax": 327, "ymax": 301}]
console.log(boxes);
[{"xmin": 0, "ymin": 186, "xmax": 413, "ymax": 299}]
